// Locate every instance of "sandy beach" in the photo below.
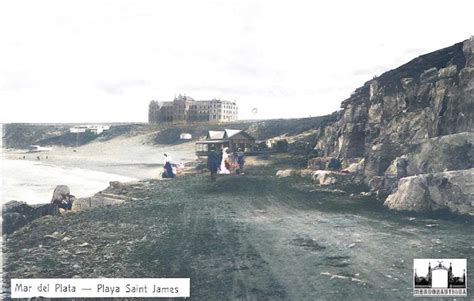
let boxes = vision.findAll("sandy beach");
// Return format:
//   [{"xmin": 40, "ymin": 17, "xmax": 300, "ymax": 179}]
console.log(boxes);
[{"xmin": 2, "ymin": 133, "xmax": 197, "ymax": 204}]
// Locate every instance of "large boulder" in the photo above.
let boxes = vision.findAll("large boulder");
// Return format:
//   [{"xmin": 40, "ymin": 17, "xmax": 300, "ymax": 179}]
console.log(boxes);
[
  {"xmin": 2, "ymin": 201, "xmax": 58, "ymax": 234},
  {"xmin": 384, "ymin": 169, "xmax": 474, "ymax": 215},
  {"xmin": 311, "ymin": 170, "xmax": 339, "ymax": 185}
]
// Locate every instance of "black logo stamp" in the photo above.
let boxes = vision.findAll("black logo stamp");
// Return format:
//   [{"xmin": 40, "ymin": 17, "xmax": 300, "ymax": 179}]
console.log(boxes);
[{"xmin": 413, "ymin": 259, "xmax": 467, "ymax": 297}]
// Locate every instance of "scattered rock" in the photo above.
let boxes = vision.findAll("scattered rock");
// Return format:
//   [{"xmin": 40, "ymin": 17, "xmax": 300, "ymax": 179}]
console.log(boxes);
[
  {"xmin": 43, "ymin": 235, "xmax": 59, "ymax": 240},
  {"xmin": 320, "ymin": 272, "xmax": 332, "ymax": 276},
  {"xmin": 351, "ymin": 277, "xmax": 365, "ymax": 283},
  {"xmin": 384, "ymin": 169, "xmax": 474, "ymax": 215},
  {"xmin": 330, "ymin": 274, "xmax": 348, "ymax": 280},
  {"xmin": 18, "ymin": 249, "xmax": 29, "ymax": 257},
  {"xmin": 276, "ymin": 169, "xmax": 296, "ymax": 178}
]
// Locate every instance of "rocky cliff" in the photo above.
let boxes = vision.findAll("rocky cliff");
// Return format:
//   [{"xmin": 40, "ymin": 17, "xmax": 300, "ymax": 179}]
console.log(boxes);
[{"xmin": 311, "ymin": 37, "xmax": 474, "ymax": 215}]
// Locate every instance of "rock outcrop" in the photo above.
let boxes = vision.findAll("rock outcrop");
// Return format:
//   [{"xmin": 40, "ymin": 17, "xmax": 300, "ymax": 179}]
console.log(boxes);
[
  {"xmin": 2, "ymin": 201, "xmax": 58, "ymax": 234},
  {"xmin": 309, "ymin": 37, "xmax": 474, "ymax": 214}
]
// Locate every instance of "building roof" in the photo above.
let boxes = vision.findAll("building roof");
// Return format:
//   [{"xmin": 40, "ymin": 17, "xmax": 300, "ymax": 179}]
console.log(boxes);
[
  {"xmin": 206, "ymin": 129, "xmax": 255, "ymax": 141},
  {"xmin": 224, "ymin": 129, "xmax": 241, "ymax": 138},
  {"xmin": 207, "ymin": 130, "xmax": 225, "ymax": 139}
]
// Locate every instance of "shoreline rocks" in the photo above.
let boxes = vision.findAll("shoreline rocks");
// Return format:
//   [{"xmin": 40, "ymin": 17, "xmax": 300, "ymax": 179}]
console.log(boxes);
[
  {"xmin": 3, "ymin": 181, "xmax": 134, "ymax": 234},
  {"xmin": 2, "ymin": 201, "xmax": 58, "ymax": 234}
]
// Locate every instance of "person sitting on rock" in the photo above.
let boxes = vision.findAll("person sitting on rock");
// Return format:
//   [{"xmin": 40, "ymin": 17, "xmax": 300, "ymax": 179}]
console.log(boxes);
[
  {"xmin": 52, "ymin": 193, "xmax": 75, "ymax": 210},
  {"xmin": 51, "ymin": 185, "xmax": 75, "ymax": 211},
  {"xmin": 162, "ymin": 153, "xmax": 175, "ymax": 178},
  {"xmin": 63, "ymin": 193, "xmax": 76, "ymax": 210}
]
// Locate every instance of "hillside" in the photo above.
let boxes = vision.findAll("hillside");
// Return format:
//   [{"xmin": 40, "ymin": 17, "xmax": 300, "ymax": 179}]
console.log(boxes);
[{"xmin": 2, "ymin": 114, "xmax": 337, "ymax": 149}]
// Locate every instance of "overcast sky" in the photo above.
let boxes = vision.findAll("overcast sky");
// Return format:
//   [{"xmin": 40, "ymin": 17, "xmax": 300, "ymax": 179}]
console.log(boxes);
[{"xmin": 0, "ymin": 0, "xmax": 473, "ymax": 123}]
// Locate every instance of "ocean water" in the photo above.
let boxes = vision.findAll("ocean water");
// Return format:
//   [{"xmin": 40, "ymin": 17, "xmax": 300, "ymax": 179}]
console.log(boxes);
[{"xmin": 1, "ymin": 158, "xmax": 137, "ymax": 205}]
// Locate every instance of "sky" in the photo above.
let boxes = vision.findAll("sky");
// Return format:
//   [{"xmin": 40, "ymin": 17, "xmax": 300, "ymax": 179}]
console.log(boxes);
[{"xmin": 0, "ymin": 0, "xmax": 473, "ymax": 123}]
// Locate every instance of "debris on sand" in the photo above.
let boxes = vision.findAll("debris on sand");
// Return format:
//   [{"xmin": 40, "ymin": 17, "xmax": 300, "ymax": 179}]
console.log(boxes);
[
  {"xmin": 351, "ymin": 277, "xmax": 366, "ymax": 284},
  {"xmin": 330, "ymin": 274, "xmax": 348, "ymax": 280},
  {"xmin": 43, "ymin": 234, "xmax": 59, "ymax": 240},
  {"xmin": 320, "ymin": 272, "xmax": 367, "ymax": 286},
  {"xmin": 320, "ymin": 272, "xmax": 332, "ymax": 276}
]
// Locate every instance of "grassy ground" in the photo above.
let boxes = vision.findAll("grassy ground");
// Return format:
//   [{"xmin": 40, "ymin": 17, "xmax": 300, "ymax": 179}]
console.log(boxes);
[{"xmin": 3, "ymin": 157, "xmax": 473, "ymax": 300}]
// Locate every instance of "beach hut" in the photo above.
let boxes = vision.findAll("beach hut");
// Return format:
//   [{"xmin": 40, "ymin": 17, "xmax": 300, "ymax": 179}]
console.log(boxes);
[{"xmin": 195, "ymin": 129, "xmax": 255, "ymax": 156}]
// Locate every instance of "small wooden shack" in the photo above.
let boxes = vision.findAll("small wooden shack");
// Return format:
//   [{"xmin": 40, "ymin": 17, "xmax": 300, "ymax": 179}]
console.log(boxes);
[{"xmin": 195, "ymin": 129, "xmax": 255, "ymax": 156}]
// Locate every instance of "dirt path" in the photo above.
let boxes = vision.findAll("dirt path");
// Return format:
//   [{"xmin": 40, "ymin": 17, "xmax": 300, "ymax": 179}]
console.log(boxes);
[{"xmin": 4, "ymin": 163, "xmax": 473, "ymax": 300}]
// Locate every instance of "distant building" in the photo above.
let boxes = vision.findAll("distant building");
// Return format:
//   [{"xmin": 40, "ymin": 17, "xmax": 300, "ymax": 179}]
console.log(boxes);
[
  {"xmin": 69, "ymin": 125, "xmax": 110, "ymax": 135},
  {"xmin": 28, "ymin": 145, "xmax": 53, "ymax": 152},
  {"xmin": 149, "ymin": 94, "xmax": 238, "ymax": 124}
]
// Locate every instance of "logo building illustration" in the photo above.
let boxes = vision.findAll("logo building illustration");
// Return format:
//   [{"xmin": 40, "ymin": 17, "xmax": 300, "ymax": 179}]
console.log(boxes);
[{"xmin": 413, "ymin": 259, "xmax": 467, "ymax": 297}]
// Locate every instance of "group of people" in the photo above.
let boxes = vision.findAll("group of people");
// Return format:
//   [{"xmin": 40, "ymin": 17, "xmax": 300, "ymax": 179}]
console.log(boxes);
[
  {"xmin": 161, "ymin": 147, "xmax": 245, "ymax": 181},
  {"xmin": 207, "ymin": 147, "xmax": 245, "ymax": 181}
]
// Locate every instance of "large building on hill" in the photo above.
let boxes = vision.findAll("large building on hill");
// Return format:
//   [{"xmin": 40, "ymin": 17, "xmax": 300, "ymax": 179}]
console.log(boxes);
[{"xmin": 148, "ymin": 95, "xmax": 238, "ymax": 124}]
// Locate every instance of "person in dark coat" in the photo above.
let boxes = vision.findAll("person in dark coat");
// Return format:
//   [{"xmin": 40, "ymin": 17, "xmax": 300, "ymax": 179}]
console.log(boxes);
[
  {"xmin": 207, "ymin": 146, "xmax": 220, "ymax": 181},
  {"xmin": 236, "ymin": 148, "xmax": 245, "ymax": 174}
]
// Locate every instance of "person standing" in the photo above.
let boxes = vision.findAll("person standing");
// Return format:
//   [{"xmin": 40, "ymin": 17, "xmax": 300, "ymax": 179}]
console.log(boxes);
[
  {"xmin": 218, "ymin": 147, "xmax": 231, "ymax": 174},
  {"xmin": 207, "ymin": 147, "xmax": 220, "ymax": 181},
  {"xmin": 237, "ymin": 148, "xmax": 245, "ymax": 174}
]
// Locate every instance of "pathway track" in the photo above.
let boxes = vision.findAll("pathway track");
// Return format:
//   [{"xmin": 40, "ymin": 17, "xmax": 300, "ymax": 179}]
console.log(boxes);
[{"xmin": 4, "ymin": 165, "xmax": 473, "ymax": 300}]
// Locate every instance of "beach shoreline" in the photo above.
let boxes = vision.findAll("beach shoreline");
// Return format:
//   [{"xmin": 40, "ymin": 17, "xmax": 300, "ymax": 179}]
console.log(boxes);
[{"xmin": 1, "ymin": 134, "xmax": 197, "ymax": 204}]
